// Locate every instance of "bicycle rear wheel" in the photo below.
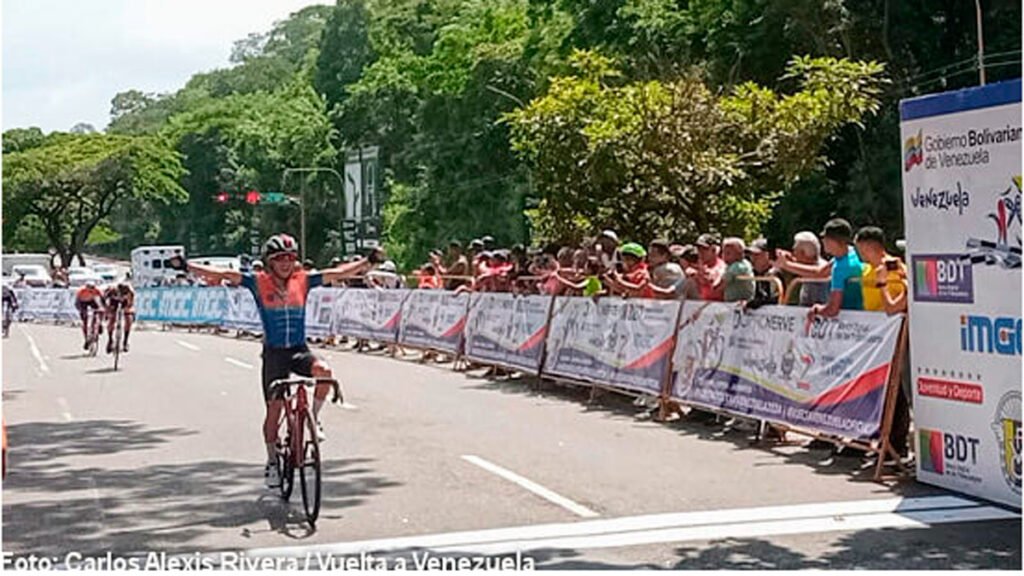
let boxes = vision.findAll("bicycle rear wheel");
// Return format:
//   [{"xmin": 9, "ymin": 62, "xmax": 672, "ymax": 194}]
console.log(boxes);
[
  {"xmin": 298, "ymin": 411, "xmax": 322, "ymax": 527},
  {"xmin": 87, "ymin": 313, "xmax": 99, "ymax": 357}
]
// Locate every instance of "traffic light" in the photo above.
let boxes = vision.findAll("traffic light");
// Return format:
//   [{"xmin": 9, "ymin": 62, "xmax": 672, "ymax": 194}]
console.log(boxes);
[
  {"xmin": 215, "ymin": 192, "xmax": 230, "ymax": 204},
  {"xmin": 263, "ymin": 192, "xmax": 288, "ymax": 204},
  {"xmin": 245, "ymin": 190, "xmax": 261, "ymax": 205}
]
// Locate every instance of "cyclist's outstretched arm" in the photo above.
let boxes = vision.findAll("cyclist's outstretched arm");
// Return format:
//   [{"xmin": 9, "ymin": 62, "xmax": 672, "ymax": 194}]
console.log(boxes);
[
  {"xmin": 188, "ymin": 262, "xmax": 242, "ymax": 286},
  {"xmin": 321, "ymin": 258, "xmax": 373, "ymax": 285}
]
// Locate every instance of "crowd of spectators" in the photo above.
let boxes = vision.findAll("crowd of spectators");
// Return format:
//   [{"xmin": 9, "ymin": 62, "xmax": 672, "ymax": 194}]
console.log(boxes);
[
  {"xmin": 389, "ymin": 218, "xmax": 911, "ymax": 461},
  {"xmin": 397, "ymin": 218, "xmax": 907, "ymax": 320}
]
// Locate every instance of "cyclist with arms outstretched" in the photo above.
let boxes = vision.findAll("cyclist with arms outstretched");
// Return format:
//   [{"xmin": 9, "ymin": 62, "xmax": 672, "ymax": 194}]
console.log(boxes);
[{"xmin": 188, "ymin": 234, "xmax": 371, "ymax": 488}]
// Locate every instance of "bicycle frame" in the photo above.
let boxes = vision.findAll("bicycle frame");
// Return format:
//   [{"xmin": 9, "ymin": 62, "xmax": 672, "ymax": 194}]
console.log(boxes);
[{"xmin": 281, "ymin": 383, "xmax": 312, "ymax": 468}]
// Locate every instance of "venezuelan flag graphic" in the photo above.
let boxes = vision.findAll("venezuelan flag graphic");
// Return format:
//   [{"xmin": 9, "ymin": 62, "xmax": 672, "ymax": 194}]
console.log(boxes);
[{"xmin": 904, "ymin": 130, "xmax": 924, "ymax": 172}]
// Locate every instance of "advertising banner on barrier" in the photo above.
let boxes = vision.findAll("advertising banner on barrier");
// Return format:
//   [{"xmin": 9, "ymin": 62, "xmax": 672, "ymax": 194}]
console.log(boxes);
[
  {"xmin": 399, "ymin": 290, "xmax": 470, "ymax": 353},
  {"xmin": 306, "ymin": 287, "xmax": 341, "ymax": 337},
  {"xmin": 333, "ymin": 288, "xmax": 409, "ymax": 342},
  {"xmin": 464, "ymin": 293, "xmax": 552, "ymax": 372},
  {"xmin": 13, "ymin": 288, "xmax": 78, "ymax": 322},
  {"xmin": 671, "ymin": 302, "xmax": 903, "ymax": 441},
  {"xmin": 543, "ymin": 297, "xmax": 680, "ymax": 395},
  {"xmin": 136, "ymin": 287, "xmax": 228, "ymax": 325},
  {"xmin": 900, "ymin": 79, "xmax": 1022, "ymax": 508},
  {"xmin": 223, "ymin": 287, "xmax": 262, "ymax": 332}
]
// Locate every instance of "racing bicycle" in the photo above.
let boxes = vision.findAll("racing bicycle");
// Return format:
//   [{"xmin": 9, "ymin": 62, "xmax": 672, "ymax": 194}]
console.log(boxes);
[
  {"xmin": 110, "ymin": 305, "xmax": 125, "ymax": 370},
  {"xmin": 85, "ymin": 307, "xmax": 103, "ymax": 357},
  {"xmin": 268, "ymin": 376, "xmax": 342, "ymax": 528}
]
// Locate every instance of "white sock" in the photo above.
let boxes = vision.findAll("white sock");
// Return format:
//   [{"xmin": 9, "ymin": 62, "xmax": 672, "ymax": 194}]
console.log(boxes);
[
  {"xmin": 265, "ymin": 443, "xmax": 276, "ymax": 463},
  {"xmin": 314, "ymin": 398, "xmax": 324, "ymax": 418}
]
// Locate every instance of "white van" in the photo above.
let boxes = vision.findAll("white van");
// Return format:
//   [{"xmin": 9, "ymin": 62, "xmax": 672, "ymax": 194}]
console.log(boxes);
[
  {"xmin": 131, "ymin": 245, "xmax": 187, "ymax": 287},
  {"xmin": 187, "ymin": 255, "xmax": 241, "ymax": 272},
  {"xmin": 2, "ymin": 253, "xmax": 54, "ymax": 276}
]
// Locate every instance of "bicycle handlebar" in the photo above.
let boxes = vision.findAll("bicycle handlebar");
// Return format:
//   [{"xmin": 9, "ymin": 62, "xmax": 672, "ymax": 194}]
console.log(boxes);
[{"xmin": 267, "ymin": 377, "xmax": 343, "ymax": 404}]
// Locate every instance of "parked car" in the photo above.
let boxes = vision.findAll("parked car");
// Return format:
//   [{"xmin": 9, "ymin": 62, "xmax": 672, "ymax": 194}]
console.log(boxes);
[
  {"xmin": 10, "ymin": 265, "xmax": 52, "ymax": 288},
  {"xmin": 67, "ymin": 267, "xmax": 105, "ymax": 288},
  {"xmin": 90, "ymin": 263, "xmax": 123, "ymax": 283}
]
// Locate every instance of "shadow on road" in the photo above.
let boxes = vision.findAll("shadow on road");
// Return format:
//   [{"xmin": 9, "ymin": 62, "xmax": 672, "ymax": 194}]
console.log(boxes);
[
  {"xmin": 2, "ymin": 419, "xmax": 401, "ymax": 556},
  {"xmin": 535, "ymin": 519, "xmax": 1021, "ymax": 569}
]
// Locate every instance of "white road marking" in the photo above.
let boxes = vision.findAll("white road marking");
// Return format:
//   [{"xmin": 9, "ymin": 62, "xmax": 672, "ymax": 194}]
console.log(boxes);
[
  {"xmin": 21, "ymin": 327, "xmax": 50, "ymax": 374},
  {"xmin": 461, "ymin": 454, "xmax": 599, "ymax": 518},
  {"xmin": 341, "ymin": 402, "xmax": 359, "ymax": 411},
  {"xmin": 56, "ymin": 397, "xmax": 74, "ymax": 422},
  {"xmin": 175, "ymin": 340, "xmax": 200, "ymax": 351},
  {"xmin": 245, "ymin": 496, "xmax": 1017, "ymax": 559},
  {"xmin": 225, "ymin": 357, "xmax": 254, "ymax": 370}
]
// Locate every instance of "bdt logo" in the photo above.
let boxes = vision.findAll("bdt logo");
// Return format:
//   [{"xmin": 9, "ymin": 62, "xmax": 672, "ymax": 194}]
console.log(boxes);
[{"xmin": 919, "ymin": 429, "xmax": 980, "ymax": 474}]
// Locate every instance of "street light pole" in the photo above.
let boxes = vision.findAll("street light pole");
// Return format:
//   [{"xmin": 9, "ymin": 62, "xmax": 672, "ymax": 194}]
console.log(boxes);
[
  {"xmin": 300, "ymin": 177, "xmax": 307, "ymax": 261},
  {"xmin": 975, "ymin": 0, "xmax": 986, "ymax": 86}
]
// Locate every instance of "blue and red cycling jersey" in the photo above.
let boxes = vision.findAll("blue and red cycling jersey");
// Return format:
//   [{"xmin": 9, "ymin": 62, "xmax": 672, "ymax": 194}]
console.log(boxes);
[{"xmin": 241, "ymin": 270, "xmax": 322, "ymax": 348}]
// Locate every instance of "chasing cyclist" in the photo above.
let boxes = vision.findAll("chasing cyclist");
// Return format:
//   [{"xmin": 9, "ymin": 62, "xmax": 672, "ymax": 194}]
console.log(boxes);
[
  {"xmin": 187, "ymin": 234, "xmax": 371, "ymax": 488},
  {"xmin": 2, "ymin": 284, "xmax": 19, "ymax": 337},
  {"xmin": 103, "ymin": 281, "xmax": 136, "ymax": 354},
  {"xmin": 75, "ymin": 281, "xmax": 105, "ymax": 350}
]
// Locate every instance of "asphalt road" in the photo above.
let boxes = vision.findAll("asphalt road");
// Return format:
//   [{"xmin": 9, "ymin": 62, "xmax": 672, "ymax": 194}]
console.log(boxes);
[{"xmin": 2, "ymin": 322, "xmax": 1020, "ymax": 570}]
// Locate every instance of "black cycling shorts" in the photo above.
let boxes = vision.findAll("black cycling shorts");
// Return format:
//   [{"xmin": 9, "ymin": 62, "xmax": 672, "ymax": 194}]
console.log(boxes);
[
  {"xmin": 261, "ymin": 345, "xmax": 320, "ymax": 402},
  {"xmin": 76, "ymin": 300, "xmax": 99, "ymax": 313}
]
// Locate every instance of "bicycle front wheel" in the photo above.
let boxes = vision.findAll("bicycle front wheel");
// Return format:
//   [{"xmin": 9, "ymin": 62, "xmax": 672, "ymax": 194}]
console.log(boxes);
[
  {"xmin": 298, "ymin": 411, "xmax": 322, "ymax": 527},
  {"xmin": 113, "ymin": 311, "xmax": 123, "ymax": 370},
  {"xmin": 278, "ymin": 436, "xmax": 295, "ymax": 500}
]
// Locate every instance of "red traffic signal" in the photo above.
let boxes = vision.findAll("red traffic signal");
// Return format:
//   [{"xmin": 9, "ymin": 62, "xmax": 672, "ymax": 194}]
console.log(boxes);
[
  {"xmin": 215, "ymin": 192, "xmax": 230, "ymax": 204},
  {"xmin": 245, "ymin": 190, "xmax": 261, "ymax": 205}
]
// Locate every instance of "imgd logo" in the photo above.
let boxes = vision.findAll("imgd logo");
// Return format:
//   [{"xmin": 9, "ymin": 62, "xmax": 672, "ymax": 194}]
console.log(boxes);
[
  {"xmin": 904, "ymin": 129, "xmax": 924, "ymax": 172},
  {"xmin": 919, "ymin": 429, "xmax": 980, "ymax": 475},
  {"xmin": 959, "ymin": 315, "xmax": 1022, "ymax": 356},
  {"xmin": 991, "ymin": 391, "xmax": 1022, "ymax": 494}
]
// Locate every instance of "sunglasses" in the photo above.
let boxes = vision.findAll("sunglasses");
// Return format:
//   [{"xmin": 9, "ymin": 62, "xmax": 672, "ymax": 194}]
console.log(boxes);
[{"xmin": 270, "ymin": 254, "xmax": 297, "ymax": 263}]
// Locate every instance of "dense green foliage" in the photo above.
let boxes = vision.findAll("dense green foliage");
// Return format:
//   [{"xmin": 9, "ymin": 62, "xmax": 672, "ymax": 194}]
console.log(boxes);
[{"xmin": 3, "ymin": 0, "xmax": 1020, "ymax": 267}]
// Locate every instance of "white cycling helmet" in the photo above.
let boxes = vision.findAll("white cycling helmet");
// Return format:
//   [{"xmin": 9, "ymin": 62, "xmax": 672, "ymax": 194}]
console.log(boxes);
[{"xmin": 263, "ymin": 233, "xmax": 299, "ymax": 259}]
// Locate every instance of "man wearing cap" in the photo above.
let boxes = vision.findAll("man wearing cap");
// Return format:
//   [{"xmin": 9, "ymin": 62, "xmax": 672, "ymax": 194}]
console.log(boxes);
[
  {"xmin": 809, "ymin": 218, "xmax": 864, "ymax": 318},
  {"xmin": 605, "ymin": 242, "xmax": 653, "ymax": 298},
  {"xmin": 694, "ymin": 233, "xmax": 726, "ymax": 301},
  {"xmin": 745, "ymin": 238, "xmax": 782, "ymax": 309},
  {"xmin": 594, "ymin": 230, "xmax": 620, "ymax": 272},
  {"xmin": 367, "ymin": 260, "xmax": 404, "ymax": 289}
]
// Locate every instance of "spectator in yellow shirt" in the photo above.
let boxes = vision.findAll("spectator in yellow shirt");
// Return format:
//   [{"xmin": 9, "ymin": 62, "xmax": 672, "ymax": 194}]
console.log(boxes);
[{"xmin": 855, "ymin": 227, "xmax": 907, "ymax": 314}]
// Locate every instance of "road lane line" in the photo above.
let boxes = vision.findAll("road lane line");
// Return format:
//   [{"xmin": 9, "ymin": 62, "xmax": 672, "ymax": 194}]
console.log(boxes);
[
  {"xmin": 176, "ymin": 340, "xmax": 200, "ymax": 351},
  {"xmin": 21, "ymin": 327, "xmax": 50, "ymax": 374},
  {"xmin": 56, "ymin": 397, "xmax": 74, "ymax": 422},
  {"xmin": 461, "ymin": 454, "xmax": 599, "ymax": 518},
  {"xmin": 244, "ymin": 496, "xmax": 1015, "ymax": 559},
  {"xmin": 225, "ymin": 357, "xmax": 255, "ymax": 370}
]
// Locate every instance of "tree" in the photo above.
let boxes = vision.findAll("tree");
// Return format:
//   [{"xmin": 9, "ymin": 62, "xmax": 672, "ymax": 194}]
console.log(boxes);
[
  {"xmin": 505, "ymin": 51, "xmax": 887, "ymax": 243},
  {"xmin": 3, "ymin": 134, "xmax": 187, "ymax": 266},
  {"xmin": 69, "ymin": 122, "xmax": 97, "ymax": 134},
  {"xmin": 314, "ymin": 0, "xmax": 376, "ymax": 112},
  {"xmin": 2, "ymin": 127, "xmax": 47, "ymax": 154}
]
